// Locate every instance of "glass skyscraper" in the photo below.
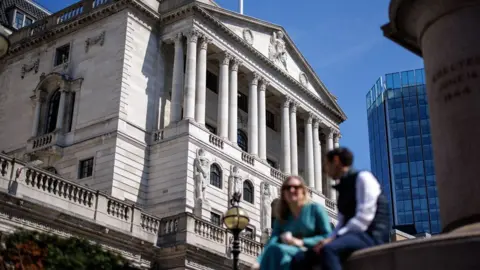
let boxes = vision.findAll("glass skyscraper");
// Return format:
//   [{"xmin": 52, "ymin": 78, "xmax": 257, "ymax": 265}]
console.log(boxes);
[{"xmin": 366, "ymin": 68, "xmax": 441, "ymax": 234}]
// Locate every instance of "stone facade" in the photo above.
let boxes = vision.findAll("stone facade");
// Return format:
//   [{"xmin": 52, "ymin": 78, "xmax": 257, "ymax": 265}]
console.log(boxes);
[{"xmin": 0, "ymin": 0, "xmax": 345, "ymax": 268}]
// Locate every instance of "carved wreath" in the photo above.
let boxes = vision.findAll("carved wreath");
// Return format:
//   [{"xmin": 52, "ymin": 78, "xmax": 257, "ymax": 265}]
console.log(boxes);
[
  {"xmin": 21, "ymin": 59, "xmax": 40, "ymax": 79},
  {"xmin": 242, "ymin": 29, "xmax": 254, "ymax": 45},
  {"xmin": 299, "ymin": 72, "xmax": 308, "ymax": 86},
  {"xmin": 85, "ymin": 31, "xmax": 106, "ymax": 53}
]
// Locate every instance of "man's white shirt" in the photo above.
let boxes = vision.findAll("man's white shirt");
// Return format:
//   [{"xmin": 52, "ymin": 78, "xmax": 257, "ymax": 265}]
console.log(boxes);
[{"xmin": 330, "ymin": 171, "xmax": 381, "ymax": 237}]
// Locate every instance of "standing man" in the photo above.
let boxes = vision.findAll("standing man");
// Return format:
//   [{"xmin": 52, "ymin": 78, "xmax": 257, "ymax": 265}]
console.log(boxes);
[{"xmin": 291, "ymin": 147, "xmax": 390, "ymax": 270}]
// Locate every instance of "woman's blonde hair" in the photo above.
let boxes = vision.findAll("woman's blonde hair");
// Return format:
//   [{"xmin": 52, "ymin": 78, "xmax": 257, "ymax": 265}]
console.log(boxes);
[{"xmin": 274, "ymin": 175, "xmax": 310, "ymax": 224}]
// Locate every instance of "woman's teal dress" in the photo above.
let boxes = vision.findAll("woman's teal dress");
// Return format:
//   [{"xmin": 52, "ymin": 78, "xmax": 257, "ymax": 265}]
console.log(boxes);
[{"xmin": 256, "ymin": 202, "xmax": 332, "ymax": 270}]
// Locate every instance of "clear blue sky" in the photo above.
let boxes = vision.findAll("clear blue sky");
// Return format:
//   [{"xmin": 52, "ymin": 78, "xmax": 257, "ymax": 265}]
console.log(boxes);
[{"xmin": 37, "ymin": 0, "xmax": 422, "ymax": 170}]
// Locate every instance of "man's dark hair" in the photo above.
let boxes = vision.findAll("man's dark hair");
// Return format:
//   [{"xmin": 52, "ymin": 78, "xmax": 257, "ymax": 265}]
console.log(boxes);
[{"xmin": 326, "ymin": 147, "xmax": 354, "ymax": 166}]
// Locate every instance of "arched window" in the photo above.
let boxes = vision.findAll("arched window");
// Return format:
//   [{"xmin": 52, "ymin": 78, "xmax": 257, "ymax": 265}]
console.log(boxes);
[
  {"xmin": 210, "ymin": 163, "xmax": 222, "ymax": 189},
  {"xmin": 243, "ymin": 180, "xmax": 254, "ymax": 203},
  {"xmin": 46, "ymin": 90, "xmax": 61, "ymax": 133},
  {"xmin": 237, "ymin": 130, "xmax": 248, "ymax": 152}
]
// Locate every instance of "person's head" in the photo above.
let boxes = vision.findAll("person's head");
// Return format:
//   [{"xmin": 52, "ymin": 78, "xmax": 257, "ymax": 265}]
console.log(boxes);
[
  {"xmin": 325, "ymin": 147, "xmax": 354, "ymax": 179},
  {"xmin": 275, "ymin": 175, "xmax": 310, "ymax": 223}
]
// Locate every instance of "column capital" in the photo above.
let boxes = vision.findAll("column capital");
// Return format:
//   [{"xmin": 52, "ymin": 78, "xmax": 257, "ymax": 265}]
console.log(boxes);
[
  {"xmin": 283, "ymin": 96, "xmax": 292, "ymax": 108},
  {"xmin": 326, "ymin": 127, "xmax": 335, "ymax": 139},
  {"xmin": 185, "ymin": 29, "xmax": 200, "ymax": 43},
  {"xmin": 334, "ymin": 133, "xmax": 342, "ymax": 143},
  {"xmin": 313, "ymin": 118, "xmax": 321, "ymax": 129},
  {"xmin": 259, "ymin": 79, "xmax": 270, "ymax": 91},
  {"xmin": 199, "ymin": 36, "xmax": 212, "ymax": 50},
  {"xmin": 230, "ymin": 58, "xmax": 242, "ymax": 71},
  {"xmin": 221, "ymin": 51, "xmax": 232, "ymax": 66},
  {"xmin": 250, "ymin": 72, "xmax": 260, "ymax": 85},
  {"xmin": 306, "ymin": 113, "xmax": 314, "ymax": 124},
  {"xmin": 290, "ymin": 101, "xmax": 298, "ymax": 113}
]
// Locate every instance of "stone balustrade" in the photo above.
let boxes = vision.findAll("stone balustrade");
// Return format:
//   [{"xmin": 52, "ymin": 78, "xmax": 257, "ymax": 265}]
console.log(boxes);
[
  {"xmin": 26, "ymin": 131, "xmax": 61, "ymax": 153},
  {"xmin": 9, "ymin": 0, "xmax": 114, "ymax": 44},
  {"xmin": 157, "ymin": 212, "xmax": 264, "ymax": 264},
  {"xmin": 0, "ymin": 153, "xmax": 160, "ymax": 244}
]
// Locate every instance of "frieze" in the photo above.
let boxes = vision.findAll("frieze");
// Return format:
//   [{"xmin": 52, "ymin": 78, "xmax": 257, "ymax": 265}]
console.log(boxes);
[
  {"xmin": 85, "ymin": 31, "xmax": 106, "ymax": 53},
  {"xmin": 21, "ymin": 58, "xmax": 40, "ymax": 79}
]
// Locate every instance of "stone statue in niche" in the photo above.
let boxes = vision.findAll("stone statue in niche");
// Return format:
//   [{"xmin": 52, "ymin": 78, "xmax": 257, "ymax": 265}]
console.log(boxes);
[
  {"xmin": 269, "ymin": 31, "xmax": 288, "ymax": 71},
  {"xmin": 194, "ymin": 148, "xmax": 210, "ymax": 203},
  {"xmin": 229, "ymin": 165, "xmax": 242, "ymax": 197},
  {"xmin": 261, "ymin": 182, "xmax": 272, "ymax": 232}
]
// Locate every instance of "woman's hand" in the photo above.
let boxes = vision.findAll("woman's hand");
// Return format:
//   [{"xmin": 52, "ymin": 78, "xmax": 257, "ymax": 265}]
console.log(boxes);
[
  {"xmin": 313, "ymin": 237, "xmax": 333, "ymax": 253},
  {"xmin": 281, "ymin": 232, "xmax": 304, "ymax": 247},
  {"xmin": 251, "ymin": 262, "xmax": 260, "ymax": 270}
]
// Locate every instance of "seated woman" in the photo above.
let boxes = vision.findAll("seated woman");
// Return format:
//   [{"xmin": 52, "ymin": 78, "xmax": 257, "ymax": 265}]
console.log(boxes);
[{"xmin": 252, "ymin": 175, "xmax": 332, "ymax": 270}]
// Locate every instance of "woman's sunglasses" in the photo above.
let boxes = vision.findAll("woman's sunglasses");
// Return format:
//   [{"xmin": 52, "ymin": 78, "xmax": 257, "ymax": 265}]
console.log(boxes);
[{"xmin": 282, "ymin": 184, "xmax": 303, "ymax": 191}]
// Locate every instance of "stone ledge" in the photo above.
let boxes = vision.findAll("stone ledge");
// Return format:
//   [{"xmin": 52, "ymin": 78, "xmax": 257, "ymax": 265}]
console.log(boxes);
[{"xmin": 345, "ymin": 231, "xmax": 480, "ymax": 270}]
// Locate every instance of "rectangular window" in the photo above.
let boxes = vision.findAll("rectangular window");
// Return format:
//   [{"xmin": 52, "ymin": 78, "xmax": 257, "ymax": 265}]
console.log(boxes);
[
  {"xmin": 244, "ymin": 227, "xmax": 254, "ymax": 239},
  {"xmin": 206, "ymin": 123, "xmax": 216, "ymax": 134},
  {"xmin": 238, "ymin": 92, "xmax": 248, "ymax": 113},
  {"xmin": 210, "ymin": 212, "xmax": 222, "ymax": 226},
  {"xmin": 79, "ymin": 158, "xmax": 94, "ymax": 179},
  {"xmin": 266, "ymin": 110, "xmax": 275, "ymax": 130},
  {"xmin": 206, "ymin": 70, "xmax": 218, "ymax": 93},
  {"xmin": 54, "ymin": 44, "xmax": 71, "ymax": 66},
  {"xmin": 13, "ymin": 10, "xmax": 34, "ymax": 29}
]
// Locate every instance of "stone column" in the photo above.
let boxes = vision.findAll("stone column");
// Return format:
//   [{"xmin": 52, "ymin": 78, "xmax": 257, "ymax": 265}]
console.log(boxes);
[
  {"xmin": 183, "ymin": 30, "xmax": 199, "ymax": 120},
  {"xmin": 170, "ymin": 33, "xmax": 185, "ymax": 123},
  {"xmin": 281, "ymin": 97, "xmax": 291, "ymax": 174},
  {"xmin": 31, "ymin": 95, "xmax": 43, "ymax": 137},
  {"xmin": 248, "ymin": 72, "xmax": 260, "ymax": 156},
  {"xmin": 334, "ymin": 133, "xmax": 341, "ymax": 148},
  {"xmin": 195, "ymin": 36, "xmax": 209, "ymax": 125},
  {"xmin": 304, "ymin": 114, "xmax": 315, "ymax": 187},
  {"xmin": 55, "ymin": 90, "xmax": 67, "ymax": 131},
  {"xmin": 326, "ymin": 128, "xmax": 336, "ymax": 200},
  {"xmin": 258, "ymin": 79, "xmax": 269, "ymax": 160},
  {"xmin": 290, "ymin": 102, "xmax": 298, "ymax": 175},
  {"xmin": 383, "ymin": 0, "xmax": 480, "ymax": 234},
  {"xmin": 228, "ymin": 58, "xmax": 240, "ymax": 143},
  {"xmin": 326, "ymin": 128, "xmax": 335, "ymax": 151},
  {"xmin": 217, "ymin": 52, "xmax": 230, "ymax": 138},
  {"xmin": 313, "ymin": 118, "xmax": 322, "ymax": 193}
]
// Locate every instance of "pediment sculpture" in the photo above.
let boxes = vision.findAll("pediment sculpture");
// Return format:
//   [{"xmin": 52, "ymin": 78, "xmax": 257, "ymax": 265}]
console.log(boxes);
[{"xmin": 268, "ymin": 31, "xmax": 288, "ymax": 71}]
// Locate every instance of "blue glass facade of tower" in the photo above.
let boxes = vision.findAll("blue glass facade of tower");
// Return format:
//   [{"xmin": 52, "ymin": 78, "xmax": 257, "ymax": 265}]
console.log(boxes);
[{"xmin": 366, "ymin": 68, "xmax": 441, "ymax": 234}]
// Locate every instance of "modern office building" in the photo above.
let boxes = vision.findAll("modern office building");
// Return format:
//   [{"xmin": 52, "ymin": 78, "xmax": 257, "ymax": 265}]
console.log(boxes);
[{"xmin": 366, "ymin": 68, "xmax": 440, "ymax": 234}]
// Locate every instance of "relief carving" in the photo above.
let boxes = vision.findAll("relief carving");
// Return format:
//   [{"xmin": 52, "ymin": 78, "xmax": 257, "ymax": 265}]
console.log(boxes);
[
  {"xmin": 299, "ymin": 72, "xmax": 309, "ymax": 86},
  {"xmin": 21, "ymin": 59, "xmax": 40, "ymax": 79},
  {"xmin": 194, "ymin": 148, "xmax": 210, "ymax": 203},
  {"xmin": 269, "ymin": 31, "xmax": 288, "ymax": 71},
  {"xmin": 261, "ymin": 182, "xmax": 272, "ymax": 232},
  {"xmin": 243, "ymin": 28, "xmax": 254, "ymax": 45},
  {"xmin": 85, "ymin": 31, "xmax": 106, "ymax": 53},
  {"xmin": 229, "ymin": 165, "xmax": 242, "ymax": 198}
]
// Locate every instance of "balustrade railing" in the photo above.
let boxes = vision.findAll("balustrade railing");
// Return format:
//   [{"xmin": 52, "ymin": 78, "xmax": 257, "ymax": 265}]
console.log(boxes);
[
  {"xmin": 27, "ymin": 132, "xmax": 59, "ymax": 152},
  {"xmin": 0, "ymin": 153, "xmax": 160, "ymax": 243},
  {"xmin": 9, "ymin": 0, "xmax": 114, "ymax": 44}
]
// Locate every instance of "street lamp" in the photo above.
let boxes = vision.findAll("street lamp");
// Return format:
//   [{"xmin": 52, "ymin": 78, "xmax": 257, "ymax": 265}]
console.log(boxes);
[
  {"xmin": 223, "ymin": 191, "xmax": 250, "ymax": 270},
  {"xmin": 0, "ymin": 30, "xmax": 10, "ymax": 59}
]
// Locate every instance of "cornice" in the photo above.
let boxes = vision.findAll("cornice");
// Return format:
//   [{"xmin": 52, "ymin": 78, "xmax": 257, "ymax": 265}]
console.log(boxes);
[
  {"xmin": 6, "ymin": 0, "xmax": 159, "ymax": 57},
  {"xmin": 187, "ymin": 5, "xmax": 346, "ymax": 123}
]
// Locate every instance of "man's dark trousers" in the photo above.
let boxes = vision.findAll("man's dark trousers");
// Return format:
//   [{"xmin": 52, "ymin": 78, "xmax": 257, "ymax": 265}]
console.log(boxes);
[{"xmin": 291, "ymin": 232, "xmax": 377, "ymax": 270}]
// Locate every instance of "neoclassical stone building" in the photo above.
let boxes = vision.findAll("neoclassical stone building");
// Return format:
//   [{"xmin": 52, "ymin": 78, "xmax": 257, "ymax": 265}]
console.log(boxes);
[{"xmin": 0, "ymin": 0, "xmax": 346, "ymax": 268}]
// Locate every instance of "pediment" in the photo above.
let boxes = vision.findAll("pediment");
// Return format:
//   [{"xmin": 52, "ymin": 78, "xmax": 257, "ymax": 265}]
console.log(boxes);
[{"xmin": 198, "ymin": 5, "xmax": 346, "ymax": 119}]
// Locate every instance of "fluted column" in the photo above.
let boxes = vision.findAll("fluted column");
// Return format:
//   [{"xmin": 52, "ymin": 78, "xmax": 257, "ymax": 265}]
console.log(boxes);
[
  {"xmin": 304, "ymin": 114, "xmax": 315, "ymax": 187},
  {"xmin": 326, "ymin": 128, "xmax": 336, "ymax": 200},
  {"xmin": 217, "ymin": 52, "xmax": 231, "ymax": 138},
  {"xmin": 334, "ymin": 133, "xmax": 341, "ymax": 148},
  {"xmin": 228, "ymin": 58, "xmax": 240, "ymax": 143},
  {"xmin": 313, "ymin": 119, "xmax": 322, "ymax": 193},
  {"xmin": 55, "ymin": 90, "xmax": 67, "ymax": 131},
  {"xmin": 290, "ymin": 102, "xmax": 298, "ymax": 175},
  {"xmin": 258, "ymin": 79, "xmax": 269, "ymax": 160},
  {"xmin": 248, "ymin": 72, "xmax": 260, "ymax": 155},
  {"xmin": 170, "ymin": 33, "xmax": 185, "ymax": 123},
  {"xmin": 195, "ymin": 36, "xmax": 209, "ymax": 125},
  {"xmin": 281, "ymin": 97, "xmax": 291, "ymax": 174},
  {"xmin": 31, "ymin": 94, "xmax": 43, "ymax": 137},
  {"xmin": 183, "ymin": 30, "xmax": 199, "ymax": 120}
]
